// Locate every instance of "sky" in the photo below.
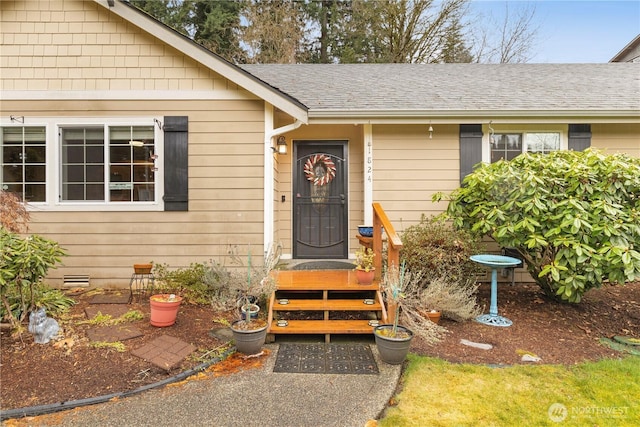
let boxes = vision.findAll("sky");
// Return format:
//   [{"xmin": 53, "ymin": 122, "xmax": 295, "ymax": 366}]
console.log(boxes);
[{"xmin": 468, "ymin": 0, "xmax": 640, "ymax": 63}]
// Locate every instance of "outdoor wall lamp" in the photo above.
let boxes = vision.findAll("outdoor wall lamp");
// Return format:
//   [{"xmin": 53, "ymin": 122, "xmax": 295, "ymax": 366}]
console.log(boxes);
[
  {"xmin": 275, "ymin": 135, "xmax": 287, "ymax": 155},
  {"xmin": 428, "ymin": 124, "xmax": 434, "ymax": 139}
]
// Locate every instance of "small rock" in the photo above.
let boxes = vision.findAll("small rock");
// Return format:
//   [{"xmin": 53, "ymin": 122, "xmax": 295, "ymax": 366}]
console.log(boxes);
[
  {"xmin": 521, "ymin": 354, "xmax": 542, "ymax": 362},
  {"xmin": 460, "ymin": 339, "xmax": 493, "ymax": 350}
]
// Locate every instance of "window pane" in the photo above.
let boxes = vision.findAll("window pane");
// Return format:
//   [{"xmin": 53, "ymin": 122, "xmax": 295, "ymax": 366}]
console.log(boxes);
[
  {"xmin": 527, "ymin": 133, "xmax": 560, "ymax": 154},
  {"xmin": 25, "ymin": 146, "xmax": 45, "ymax": 163},
  {"xmin": 25, "ymin": 165, "xmax": 45, "ymax": 182},
  {"xmin": 3, "ymin": 146, "xmax": 22, "ymax": 163},
  {"xmin": 86, "ymin": 184, "xmax": 104, "ymax": 200},
  {"xmin": 3, "ymin": 165, "xmax": 22, "ymax": 182},
  {"xmin": 490, "ymin": 133, "xmax": 522, "ymax": 163},
  {"xmin": 25, "ymin": 184, "xmax": 45, "ymax": 202},
  {"xmin": 86, "ymin": 165, "xmax": 104, "ymax": 182},
  {"xmin": 86, "ymin": 145, "xmax": 104, "ymax": 163},
  {"xmin": 65, "ymin": 165, "xmax": 85, "ymax": 182}
]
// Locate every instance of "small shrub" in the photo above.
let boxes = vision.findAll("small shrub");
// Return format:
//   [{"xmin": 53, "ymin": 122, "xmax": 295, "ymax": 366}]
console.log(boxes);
[
  {"xmin": 400, "ymin": 215, "xmax": 482, "ymax": 285},
  {"xmin": 418, "ymin": 272, "xmax": 482, "ymax": 322},
  {"xmin": 153, "ymin": 260, "xmax": 237, "ymax": 305},
  {"xmin": 0, "ymin": 227, "xmax": 67, "ymax": 329}
]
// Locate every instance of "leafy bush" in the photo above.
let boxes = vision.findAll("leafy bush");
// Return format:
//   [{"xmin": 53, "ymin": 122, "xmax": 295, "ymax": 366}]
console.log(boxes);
[
  {"xmin": 400, "ymin": 215, "xmax": 482, "ymax": 285},
  {"xmin": 438, "ymin": 148, "xmax": 640, "ymax": 303},
  {"xmin": 0, "ymin": 227, "xmax": 68, "ymax": 329},
  {"xmin": 1, "ymin": 284, "xmax": 75, "ymax": 327}
]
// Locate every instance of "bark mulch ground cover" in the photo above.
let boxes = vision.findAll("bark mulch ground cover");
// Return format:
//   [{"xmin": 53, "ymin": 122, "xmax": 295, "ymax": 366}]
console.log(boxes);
[{"xmin": 1, "ymin": 281, "xmax": 639, "ymax": 411}]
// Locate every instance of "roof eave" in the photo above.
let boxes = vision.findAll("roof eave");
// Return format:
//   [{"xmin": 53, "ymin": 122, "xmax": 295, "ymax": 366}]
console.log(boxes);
[
  {"xmin": 307, "ymin": 109, "xmax": 640, "ymax": 124},
  {"xmin": 94, "ymin": 0, "xmax": 308, "ymax": 123}
]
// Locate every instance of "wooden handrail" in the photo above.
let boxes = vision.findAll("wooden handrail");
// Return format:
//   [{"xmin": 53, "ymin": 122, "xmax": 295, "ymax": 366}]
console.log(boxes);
[{"xmin": 372, "ymin": 202, "xmax": 403, "ymax": 279}]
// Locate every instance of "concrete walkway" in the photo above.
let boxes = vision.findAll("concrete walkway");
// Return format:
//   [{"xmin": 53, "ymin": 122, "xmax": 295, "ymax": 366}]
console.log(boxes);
[{"xmin": 43, "ymin": 343, "xmax": 402, "ymax": 427}]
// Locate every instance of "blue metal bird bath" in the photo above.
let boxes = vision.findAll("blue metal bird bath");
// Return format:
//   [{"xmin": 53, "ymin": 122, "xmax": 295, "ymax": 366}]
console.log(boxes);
[{"xmin": 470, "ymin": 254, "xmax": 522, "ymax": 327}]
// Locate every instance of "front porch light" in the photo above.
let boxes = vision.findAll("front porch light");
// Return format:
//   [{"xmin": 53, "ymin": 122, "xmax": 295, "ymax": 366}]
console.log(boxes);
[{"xmin": 276, "ymin": 136, "xmax": 287, "ymax": 155}]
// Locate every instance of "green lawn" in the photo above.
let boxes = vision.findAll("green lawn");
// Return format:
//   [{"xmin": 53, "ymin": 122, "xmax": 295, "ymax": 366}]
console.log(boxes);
[{"xmin": 379, "ymin": 355, "xmax": 639, "ymax": 426}]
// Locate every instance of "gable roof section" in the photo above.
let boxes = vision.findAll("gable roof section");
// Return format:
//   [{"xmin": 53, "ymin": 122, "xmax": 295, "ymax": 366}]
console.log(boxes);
[
  {"xmin": 610, "ymin": 34, "xmax": 640, "ymax": 63},
  {"xmin": 96, "ymin": 0, "xmax": 308, "ymax": 123},
  {"xmin": 242, "ymin": 63, "xmax": 640, "ymax": 122}
]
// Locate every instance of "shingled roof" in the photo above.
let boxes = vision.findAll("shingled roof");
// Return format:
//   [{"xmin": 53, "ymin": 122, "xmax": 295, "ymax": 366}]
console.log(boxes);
[{"xmin": 242, "ymin": 63, "xmax": 640, "ymax": 120}]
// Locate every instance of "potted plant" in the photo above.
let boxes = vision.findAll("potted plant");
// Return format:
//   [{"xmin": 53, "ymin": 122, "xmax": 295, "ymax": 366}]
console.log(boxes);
[
  {"xmin": 424, "ymin": 309, "xmax": 441, "ymax": 324},
  {"xmin": 374, "ymin": 261, "xmax": 414, "ymax": 364},
  {"xmin": 229, "ymin": 243, "xmax": 280, "ymax": 355},
  {"xmin": 149, "ymin": 293, "xmax": 183, "ymax": 327},
  {"xmin": 353, "ymin": 246, "xmax": 375, "ymax": 285}
]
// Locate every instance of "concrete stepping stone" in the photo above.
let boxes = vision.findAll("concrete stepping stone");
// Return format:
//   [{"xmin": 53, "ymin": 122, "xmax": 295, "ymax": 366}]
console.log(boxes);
[
  {"xmin": 132, "ymin": 335, "xmax": 196, "ymax": 371},
  {"xmin": 87, "ymin": 325, "xmax": 143, "ymax": 343}
]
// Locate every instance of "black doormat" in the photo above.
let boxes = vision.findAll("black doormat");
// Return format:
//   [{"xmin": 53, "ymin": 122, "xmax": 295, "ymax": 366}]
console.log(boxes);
[
  {"xmin": 291, "ymin": 261, "xmax": 354, "ymax": 270},
  {"xmin": 273, "ymin": 343, "xmax": 379, "ymax": 374}
]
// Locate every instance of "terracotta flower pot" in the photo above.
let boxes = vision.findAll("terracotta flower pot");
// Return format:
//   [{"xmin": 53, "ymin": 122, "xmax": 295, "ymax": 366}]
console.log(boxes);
[
  {"xmin": 134, "ymin": 263, "xmax": 153, "ymax": 275},
  {"xmin": 425, "ymin": 310, "xmax": 441, "ymax": 324},
  {"xmin": 149, "ymin": 294, "xmax": 182, "ymax": 327},
  {"xmin": 355, "ymin": 268, "xmax": 375, "ymax": 285}
]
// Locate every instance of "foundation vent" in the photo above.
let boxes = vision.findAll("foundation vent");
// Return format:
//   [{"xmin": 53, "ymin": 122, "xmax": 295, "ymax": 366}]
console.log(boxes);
[{"xmin": 63, "ymin": 275, "xmax": 90, "ymax": 288}]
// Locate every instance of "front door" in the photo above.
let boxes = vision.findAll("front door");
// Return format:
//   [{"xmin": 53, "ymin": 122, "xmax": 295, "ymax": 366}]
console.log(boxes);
[{"xmin": 293, "ymin": 141, "xmax": 348, "ymax": 259}]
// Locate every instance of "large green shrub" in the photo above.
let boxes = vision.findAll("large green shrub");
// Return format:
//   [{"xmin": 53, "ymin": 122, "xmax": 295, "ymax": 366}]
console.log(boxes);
[
  {"xmin": 438, "ymin": 148, "xmax": 640, "ymax": 303},
  {"xmin": 400, "ymin": 215, "xmax": 482, "ymax": 285}
]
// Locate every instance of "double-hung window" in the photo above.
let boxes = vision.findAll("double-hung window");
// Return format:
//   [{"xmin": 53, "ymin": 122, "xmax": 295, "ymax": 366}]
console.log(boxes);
[
  {"xmin": 1, "ymin": 126, "xmax": 47, "ymax": 202},
  {"xmin": 59, "ymin": 125, "xmax": 155, "ymax": 203}
]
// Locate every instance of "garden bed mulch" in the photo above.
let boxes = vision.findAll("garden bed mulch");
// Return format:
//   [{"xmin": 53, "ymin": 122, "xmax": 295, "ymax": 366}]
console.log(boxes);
[{"xmin": 1, "ymin": 281, "xmax": 640, "ymax": 412}]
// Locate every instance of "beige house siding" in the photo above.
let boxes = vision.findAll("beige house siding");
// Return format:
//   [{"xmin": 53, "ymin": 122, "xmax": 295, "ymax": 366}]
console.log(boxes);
[
  {"xmin": 3, "ymin": 98, "xmax": 266, "ymax": 288},
  {"xmin": 0, "ymin": 0, "xmax": 244, "ymax": 93},
  {"xmin": 592, "ymin": 123, "xmax": 640, "ymax": 157},
  {"xmin": 371, "ymin": 124, "xmax": 459, "ymax": 231}
]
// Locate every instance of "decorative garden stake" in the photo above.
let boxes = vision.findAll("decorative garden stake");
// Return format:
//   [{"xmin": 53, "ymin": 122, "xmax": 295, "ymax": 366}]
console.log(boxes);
[{"xmin": 28, "ymin": 307, "xmax": 60, "ymax": 344}]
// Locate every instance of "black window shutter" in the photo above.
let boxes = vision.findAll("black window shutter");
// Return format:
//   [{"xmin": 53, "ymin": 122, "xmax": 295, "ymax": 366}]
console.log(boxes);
[
  {"xmin": 568, "ymin": 124, "xmax": 591, "ymax": 151},
  {"xmin": 163, "ymin": 116, "xmax": 188, "ymax": 211},
  {"xmin": 459, "ymin": 124, "xmax": 483, "ymax": 183}
]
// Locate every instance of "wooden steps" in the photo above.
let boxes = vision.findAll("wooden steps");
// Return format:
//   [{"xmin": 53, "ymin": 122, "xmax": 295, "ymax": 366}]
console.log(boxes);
[
  {"xmin": 267, "ymin": 269, "xmax": 387, "ymax": 342},
  {"xmin": 270, "ymin": 319, "xmax": 376, "ymax": 335}
]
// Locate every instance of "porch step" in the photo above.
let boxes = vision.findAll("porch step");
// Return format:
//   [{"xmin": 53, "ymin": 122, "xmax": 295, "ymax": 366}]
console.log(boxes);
[
  {"xmin": 274, "ymin": 270, "xmax": 379, "ymax": 291},
  {"xmin": 267, "ymin": 269, "xmax": 387, "ymax": 342},
  {"xmin": 273, "ymin": 298, "xmax": 382, "ymax": 311},
  {"xmin": 270, "ymin": 319, "xmax": 376, "ymax": 335}
]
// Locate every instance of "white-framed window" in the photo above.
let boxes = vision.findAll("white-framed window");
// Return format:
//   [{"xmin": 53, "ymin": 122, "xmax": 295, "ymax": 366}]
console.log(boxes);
[
  {"xmin": 1, "ymin": 126, "xmax": 47, "ymax": 202},
  {"xmin": 0, "ymin": 118, "xmax": 163, "ymax": 211},
  {"xmin": 482, "ymin": 125, "xmax": 566, "ymax": 164}
]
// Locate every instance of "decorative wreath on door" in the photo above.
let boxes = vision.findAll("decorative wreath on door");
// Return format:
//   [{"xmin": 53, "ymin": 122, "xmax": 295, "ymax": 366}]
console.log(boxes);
[{"xmin": 304, "ymin": 154, "xmax": 336, "ymax": 186}]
